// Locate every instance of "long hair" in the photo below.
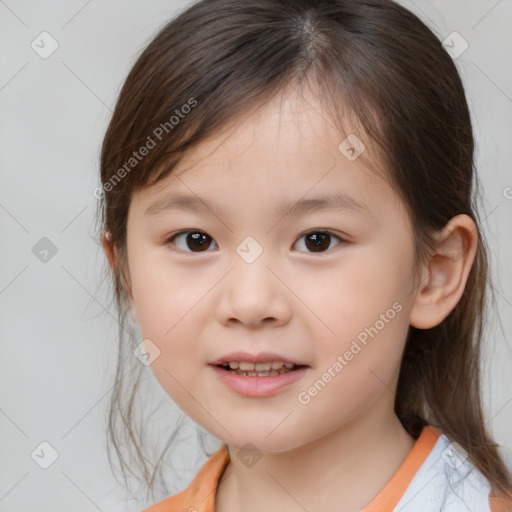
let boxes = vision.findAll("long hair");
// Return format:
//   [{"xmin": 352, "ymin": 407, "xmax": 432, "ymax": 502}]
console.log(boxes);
[{"xmin": 95, "ymin": 0, "xmax": 512, "ymax": 503}]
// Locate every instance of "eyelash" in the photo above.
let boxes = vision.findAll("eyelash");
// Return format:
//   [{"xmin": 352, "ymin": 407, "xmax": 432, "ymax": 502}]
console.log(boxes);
[{"xmin": 164, "ymin": 229, "xmax": 346, "ymax": 255}]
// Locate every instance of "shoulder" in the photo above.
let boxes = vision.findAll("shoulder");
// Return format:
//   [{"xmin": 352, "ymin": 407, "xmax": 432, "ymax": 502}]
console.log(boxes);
[
  {"xmin": 141, "ymin": 444, "xmax": 230, "ymax": 512},
  {"xmin": 395, "ymin": 428, "xmax": 512, "ymax": 512}
]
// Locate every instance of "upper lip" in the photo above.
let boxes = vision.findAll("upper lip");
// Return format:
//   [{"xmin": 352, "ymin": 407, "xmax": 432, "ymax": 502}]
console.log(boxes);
[{"xmin": 210, "ymin": 351, "xmax": 308, "ymax": 366}]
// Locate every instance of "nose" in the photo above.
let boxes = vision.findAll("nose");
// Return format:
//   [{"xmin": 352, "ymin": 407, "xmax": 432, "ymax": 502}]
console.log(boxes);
[{"xmin": 214, "ymin": 255, "xmax": 292, "ymax": 329}]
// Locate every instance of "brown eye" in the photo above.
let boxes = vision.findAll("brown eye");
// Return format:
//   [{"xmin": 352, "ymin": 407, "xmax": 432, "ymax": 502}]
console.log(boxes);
[
  {"xmin": 167, "ymin": 230, "xmax": 216, "ymax": 253},
  {"xmin": 294, "ymin": 230, "xmax": 343, "ymax": 253},
  {"xmin": 166, "ymin": 229, "xmax": 344, "ymax": 255}
]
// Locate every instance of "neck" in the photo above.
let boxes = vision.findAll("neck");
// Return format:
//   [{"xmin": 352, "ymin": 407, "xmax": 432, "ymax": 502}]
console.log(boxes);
[{"xmin": 216, "ymin": 401, "xmax": 416, "ymax": 512}]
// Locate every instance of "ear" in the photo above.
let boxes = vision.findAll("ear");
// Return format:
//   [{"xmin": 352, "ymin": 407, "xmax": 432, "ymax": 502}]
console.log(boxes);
[
  {"xmin": 101, "ymin": 230, "xmax": 116, "ymax": 271},
  {"xmin": 101, "ymin": 231, "xmax": 138, "ymax": 324},
  {"xmin": 409, "ymin": 214, "xmax": 478, "ymax": 329}
]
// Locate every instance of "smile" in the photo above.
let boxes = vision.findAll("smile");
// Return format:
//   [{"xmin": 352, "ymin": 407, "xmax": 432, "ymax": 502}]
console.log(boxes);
[{"xmin": 210, "ymin": 363, "xmax": 310, "ymax": 397}]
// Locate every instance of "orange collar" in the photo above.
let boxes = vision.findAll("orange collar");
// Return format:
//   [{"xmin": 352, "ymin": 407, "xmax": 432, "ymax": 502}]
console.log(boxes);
[
  {"xmin": 361, "ymin": 425, "xmax": 440, "ymax": 511},
  {"xmin": 143, "ymin": 425, "xmax": 441, "ymax": 512}
]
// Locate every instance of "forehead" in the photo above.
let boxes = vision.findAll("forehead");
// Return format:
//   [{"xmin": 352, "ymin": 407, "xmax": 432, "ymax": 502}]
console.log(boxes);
[
  {"xmin": 132, "ymin": 85, "xmax": 394, "ymax": 221},
  {"xmin": 176, "ymin": 86, "xmax": 375, "ymax": 173}
]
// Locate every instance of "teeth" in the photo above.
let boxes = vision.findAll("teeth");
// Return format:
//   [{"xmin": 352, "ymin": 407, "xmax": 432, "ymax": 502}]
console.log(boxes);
[
  {"xmin": 230, "ymin": 367, "xmax": 293, "ymax": 377},
  {"xmin": 223, "ymin": 361, "xmax": 296, "ymax": 371}
]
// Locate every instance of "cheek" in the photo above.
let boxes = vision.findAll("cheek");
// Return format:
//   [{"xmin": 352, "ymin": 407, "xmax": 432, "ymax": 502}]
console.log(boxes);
[
  {"xmin": 303, "ymin": 248, "xmax": 411, "ymax": 389},
  {"xmin": 127, "ymin": 250, "xmax": 213, "ymax": 389},
  {"xmin": 129, "ymin": 248, "xmax": 206, "ymax": 335},
  {"xmin": 129, "ymin": 256, "xmax": 211, "ymax": 414},
  {"xmin": 306, "ymin": 249, "xmax": 409, "ymax": 338}
]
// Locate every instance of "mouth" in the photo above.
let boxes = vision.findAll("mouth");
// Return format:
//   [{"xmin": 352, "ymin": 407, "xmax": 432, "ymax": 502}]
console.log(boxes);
[
  {"xmin": 213, "ymin": 361, "xmax": 309, "ymax": 377},
  {"xmin": 210, "ymin": 361, "xmax": 310, "ymax": 397}
]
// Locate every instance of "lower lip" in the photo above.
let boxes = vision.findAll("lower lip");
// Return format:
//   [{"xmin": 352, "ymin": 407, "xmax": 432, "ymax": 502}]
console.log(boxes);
[{"xmin": 210, "ymin": 364, "xmax": 309, "ymax": 397}]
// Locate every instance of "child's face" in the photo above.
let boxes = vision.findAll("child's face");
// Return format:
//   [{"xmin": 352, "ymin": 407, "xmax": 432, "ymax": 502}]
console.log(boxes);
[{"xmin": 124, "ymin": 86, "xmax": 420, "ymax": 451}]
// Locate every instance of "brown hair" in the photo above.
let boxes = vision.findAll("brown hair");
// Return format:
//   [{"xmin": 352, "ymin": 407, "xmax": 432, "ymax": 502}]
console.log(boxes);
[{"xmin": 96, "ymin": 0, "xmax": 512, "ymax": 504}]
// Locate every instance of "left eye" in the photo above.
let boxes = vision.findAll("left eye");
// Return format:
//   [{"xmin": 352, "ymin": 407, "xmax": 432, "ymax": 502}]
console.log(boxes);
[
  {"xmin": 165, "ymin": 230, "xmax": 344, "ymax": 254},
  {"xmin": 294, "ymin": 230, "xmax": 344, "ymax": 253}
]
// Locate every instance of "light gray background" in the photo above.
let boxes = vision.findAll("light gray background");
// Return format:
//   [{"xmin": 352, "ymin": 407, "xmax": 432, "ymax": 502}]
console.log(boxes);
[{"xmin": 1, "ymin": 1, "xmax": 511, "ymax": 511}]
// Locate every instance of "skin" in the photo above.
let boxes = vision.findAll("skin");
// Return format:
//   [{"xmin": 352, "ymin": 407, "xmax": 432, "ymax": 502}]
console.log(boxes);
[{"xmin": 103, "ymin": 83, "xmax": 478, "ymax": 512}]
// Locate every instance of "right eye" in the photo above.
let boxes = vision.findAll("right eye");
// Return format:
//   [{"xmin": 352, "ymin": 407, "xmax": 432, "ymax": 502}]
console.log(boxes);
[{"xmin": 165, "ymin": 230, "xmax": 218, "ymax": 253}]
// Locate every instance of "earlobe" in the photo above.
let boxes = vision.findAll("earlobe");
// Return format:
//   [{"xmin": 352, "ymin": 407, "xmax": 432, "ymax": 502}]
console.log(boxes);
[{"xmin": 409, "ymin": 214, "xmax": 478, "ymax": 330}]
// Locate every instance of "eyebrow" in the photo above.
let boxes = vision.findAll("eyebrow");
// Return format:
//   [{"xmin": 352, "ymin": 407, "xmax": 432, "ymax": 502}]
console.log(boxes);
[{"xmin": 145, "ymin": 191, "xmax": 374, "ymax": 219}]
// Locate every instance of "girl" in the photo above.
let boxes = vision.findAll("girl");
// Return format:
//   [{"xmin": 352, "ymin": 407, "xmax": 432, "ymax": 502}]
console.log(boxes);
[{"xmin": 97, "ymin": 0, "xmax": 512, "ymax": 510}]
